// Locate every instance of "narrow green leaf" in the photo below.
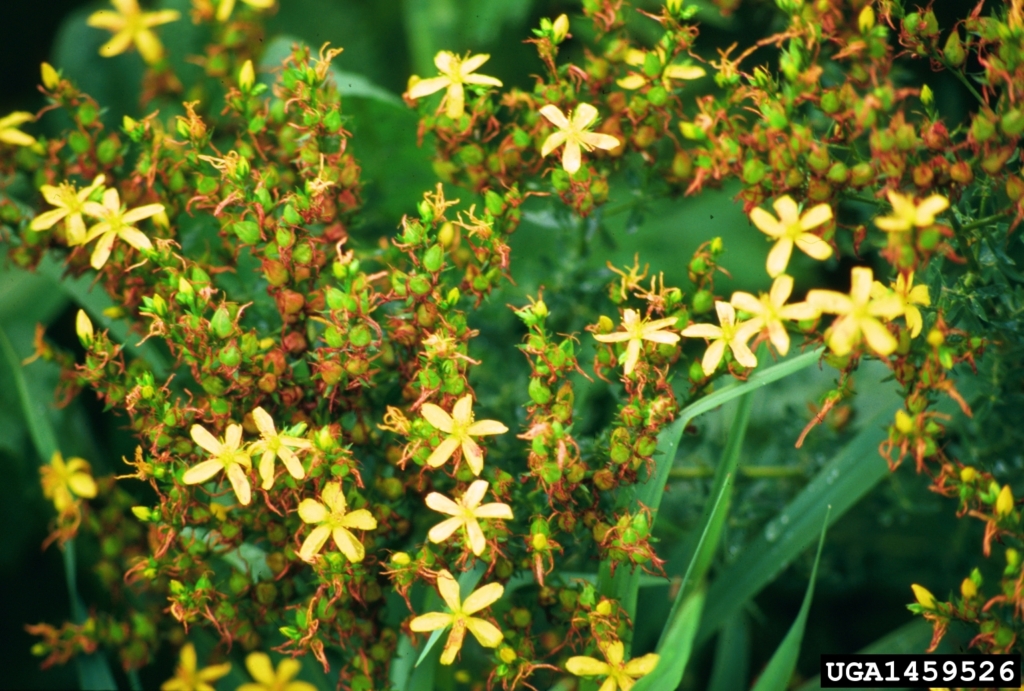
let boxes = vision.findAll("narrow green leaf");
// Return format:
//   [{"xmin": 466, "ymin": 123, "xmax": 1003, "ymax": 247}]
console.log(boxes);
[
  {"xmin": 708, "ymin": 612, "xmax": 750, "ymax": 691},
  {"xmin": 598, "ymin": 349, "xmax": 824, "ymax": 620},
  {"xmin": 0, "ymin": 325, "xmax": 118, "ymax": 690},
  {"xmin": 631, "ymin": 588, "xmax": 706, "ymax": 691},
  {"xmin": 696, "ymin": 398, "xmax": 898, "ymax": 645},
  {"xmin": 750, "ymin": 506, "xmax": 831, "ymax": 691},
  {"xmin": 794, "ymin": 618, "xmax": 938, "ymax": 691}
]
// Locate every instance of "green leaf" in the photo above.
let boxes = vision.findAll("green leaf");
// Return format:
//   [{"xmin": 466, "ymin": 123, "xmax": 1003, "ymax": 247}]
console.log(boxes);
[
  {"xmin": 708, "ymin": 612, "xmax": 750, "ymax": 691},
  {"xmin": 0, "ymin": 325, "xmax": 118, "ymax": 690},
  {"xmin": 697, "ymin": 395, "xmax": 899, "ymax": 645},
  {"xmin": 750, "ymin": 506, "xmax": 831, "ymax": 691},
  {"xmin": 598, "ymin": 348, "xmax": 824, "ymax": 620},
  {"xmin": 631, "ymin": 588, "xmax": 706, "ymax": 691}
]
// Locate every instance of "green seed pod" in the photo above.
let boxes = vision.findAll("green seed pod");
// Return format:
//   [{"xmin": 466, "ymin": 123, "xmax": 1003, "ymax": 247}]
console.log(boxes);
[
  {"xmin": 943, "ymin": 29, "xmax": 966, "ymax": 67},
  {"xmin": 422, "ymin": 244, "xmax": 444, "ymax": 273},
  {"xmin": 692, "ymin": 289, "xmax": 714, "ymax": 314},
  {"xmin": 528, "ymin": 377, "xmax": 553, "ymax": 405},
  {"xmin": 210, "ymin": 306, "xmax": 233, "ymax": 339}
]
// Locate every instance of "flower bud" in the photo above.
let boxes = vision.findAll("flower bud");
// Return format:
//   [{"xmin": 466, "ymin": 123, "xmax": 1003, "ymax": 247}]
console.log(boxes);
[
  {"xmin": 41, "ymin": 62, "xmax": 60, "ymax": 90},
  {"xmin": 959, "ymin": 466, "xmax": 977, "ymax": 483},
  {"xmin": 996, "ymin": 484, "xmax": 1014, "ymax": 518},
  {"xmin": 391, "ymin": 551, "xmax": 411, "ymax": 566},
  {"xmin": 238, "ymin": 59, "xmax": 255, "ymax": 91},
  {"xmin": 894, "ymin": 409, "xmax": 914, "ymax": 434},
  {"xmin": 960, "ymin": 577, "xmax": 977, "ymax": 599},
  {"xmin": 920, "ymin": 84, "xmax": 933, "ymax": 106},
  {"xmin": 858, "ymin": 5, "xmax": 875, "ymax": 33},
  {"xmin": 75, "ymin": 309, "xmax": 94, "ymax": 346},
  {"xmin": 552, "ymin": 14, "xmax": 569, "ymax": 44},
  {"xmin": 911, "ymin": 583, "xmax": 936, "ymax": 609},
  {"xmin": 943, "ymin": 29, "xmax": 965, "ymax": 67}
]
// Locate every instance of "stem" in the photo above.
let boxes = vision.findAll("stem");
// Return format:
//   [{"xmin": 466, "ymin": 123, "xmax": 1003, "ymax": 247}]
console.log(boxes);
[
  {"xmin": 960, "ymin": 212, "xmax": 1009, "ymax": 233},
  {"xmin": 942, "ymin": 60, "xmax": 986, "ymax": 107},
  {"xmin": 843, "ymin": 192, "xmax": 884, "ymax": 206},
  {"xmin": 948, "ymin": 214, "xmax": 983, "ymax": 274}
]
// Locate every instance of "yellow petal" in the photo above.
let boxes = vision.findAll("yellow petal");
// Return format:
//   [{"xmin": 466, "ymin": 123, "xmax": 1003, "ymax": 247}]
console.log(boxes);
[
  {"xmin": 465, "ymin": 616, "xmax": 503, "ymax": 648},
  {"xmin": 794, "ymin": 233, "xmax": 833, "ymax": 261},
  {"xmin": 190, "ymin": 425, "xmax": 223, "ymax": 455},
  {"xmin": 428, "ymin": 516, "xmax": 464, "ymax": 544},
  {"xmin": 408, "ymin": 76, "xmax": 450, "ymax": 99},
  {"xmin": 436, "ymin": 570, "xmax": 462, "ymax": 612},
  {"xmin": 616, "ymin": 74, "xmax": 647, "ymax": 90},
  {"xmin": 68, "ymin": 473, "xmax": 98, "ymax": 499},
  {"xmin": 459, "ymin": 53, "xmax": 490, "ymax": 75},
  {"xmin": 339, "ymin": 508, "xmax": 377, "ymax": 531},
  {"xmin": 467, "ymin": 419, "xmax": 508, "ymax": 436},
  {"xmin": 90, "ymin": 230, "xmax": 117, "ymax": 269},
  {"xmin": 562, "ymin": 140, "xmax": 582, "ymax": 174},
  {"xmin": 183, "ymin": 460, "xmax": 223, "ymax": 485},
  {"xmin": 332, "ymin": 526, "xmax": 365, "ymax": 562},
  {"xmin": 226, "ymin": 463, "xmax": 251, "ymax": 505},
  {"xmin": 410, "ymin": 612, "xmax": 453, "ymax": 632},
  {"xmin": 444, "ymin": 82, "xmax": 465, "ymax": 118},
  {"xmin": 466, "ymin": 518, "xmax": 486, "ymax": 556},
  {"xmin": 297, "ymin": 498, "xmax": 328, "ymax": 524},
  {"xmin": 701, "ymin": 338, "xmax": 726, "ymax": 376},
  {"xmin": 134, "ymin": 29, "xmax": 164, "ymax": 65},
  {"xmin": 623, "ymin": 652, "xmax": 660, "ymax": 676},
  {"xmin": 580, "ymin": 131, "xmax": 621, "ymax": 151},
  {"xmin": 539, "ymin": 104, "xmax": 570, "ymax": 129},
  {"xmin": 541, "ymin": 131, "xmax": 568, "ymax": 158},
  {"xmin": 461, "ymin": 479, "xmax": 489, "ymax": 508},
  {"xmin": 571, "ymin": 103, "xmax": 599, "ymax": 130},
  {"xmin": 425, "ymin": 492, "xmax": 461, "ymax": 515},
  {"xmin": 426, "ymin": 436, "xmax": 460, "ymax": 468},
  {"xmin": 299, "ymin": 525, "xmax": 331, "ymax": 562},
  {"xmin": 680, "ymin": 323, "xmax": 721, "ymax": 339},
  {"xmin": 251, "ymin": 406, "xmax": 276, "ymax": 437},
  {"xmin": 566, "ymin": 655, "xmax": 611, "ymax": 677},
  {"xmin": 461, "ymin": 438, "xmax": 485, "ymax": 476},
  {"xmin": 244, "ymin": 652, "xmax": 276, "ymax": 685},
  {"xmin": 622, "ymin": 337, "xmax": 642, "ymax": 375},
  {"xmin": 860, "ymin": 317, "xmax": 897, "ymax": 356},
  {"xmin": 421, "ymin": 403, "xmax": 454, "ymax": 433},
  {"xmin": 807, "ymin": 289, "xmax": 852, "ymax": 315},
  {"xmin": 766, "ymin": 237, "xmax": 794, "ymax": 278},
  {"xmin": 798, "ymin": 203, "xmax": 833, "ymax": 231}
]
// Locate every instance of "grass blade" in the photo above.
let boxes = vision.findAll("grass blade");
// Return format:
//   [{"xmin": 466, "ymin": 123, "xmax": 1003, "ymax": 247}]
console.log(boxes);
[
  {"xmin": 598, "ymin": 349, "xmax": 824, "ymax": 620},
  {"xmin": 0, "ymin": 325, "xmax": 118, "ymax": 690},
  {"xmin": 708, "ymin": 612, "xmax": 750, "ymax": 691},
  {"xmin": 631, "ymin": 588, "xmax": 706, "ymax": 691},
  {"xmin": 750, "ymin": 506, "xmax": 831, "ymax": 691},
  {"xmin": 697, "ymin": 397, "xmax": 899, "ymax": 645}
]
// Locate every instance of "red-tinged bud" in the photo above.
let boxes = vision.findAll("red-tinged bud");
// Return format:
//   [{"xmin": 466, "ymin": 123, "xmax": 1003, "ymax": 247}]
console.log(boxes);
[
  {"xmin": 633, "ymin": 125, "xmax": 657, "ymax": 148},
  {"xmin": 283, "ymin": 332, "xmax": 307, "ymax": 354},
  {"xmin": 922, "ymin": 121, "xmax": 948, "ymax": 150},
  {"xmin": 807, "ymin": 179, "xmax": 831, "ymax": 202},
  {"xmin": 949, "ymin": 160, "xmax": 973, "ymax": 185},
  {"xmin": 258, "ymin": 373, "xmax": 277, "ymax": 393},
  {"xmin": 981, "ymin": 147, "xmax": 1013, "ymax": 175},
  {"xmin": 1006, "ymin": 175, "xmax": 1024, "ymax": 201},
  {"xmin": 850, "ymin": 162, "xmax": 874, "ymax": 187},
  {"xmin": 277, "ymin": 290, "xmax": 305, "ymax": 316},
  {"xmin": 320, "ymin": 360, "xmax": 344, "ymax": 385},
  {"xmin": 263, "ymin": 259, "xmax": 290, "ymax": 287},
  {"xmin": 264, "ymin": 349, "xmax": 286, "ymax": 375},
  {"xmin": 913, "ymin": 164, "xmax": 934, "ymax": 188}
]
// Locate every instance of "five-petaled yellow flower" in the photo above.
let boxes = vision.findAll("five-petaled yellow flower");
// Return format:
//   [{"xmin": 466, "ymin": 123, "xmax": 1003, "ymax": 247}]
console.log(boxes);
[
  {"xmin": 749, "ymin": 195, "xmax": 834, "ymax": 277},
  {"xmin": 161, "ymin": 643, "xmax": 231, "ymax": 691},
  {"xmin": 250, "ymin": 406, "xmax": 311, "ymax": 490},
  {"xmin": 730, "ymin": 275, "xmax": 819, "ymax": 356},
  {"xmin": 40, "ymin": 451, "xmax": 98, "ymax": 513},
  {"xmin": 808, "ymin": 266, "xmax": 904, "ymax": 357},
  {"xmin": 297, "ymin": 481, "xmax": 377, "ymax": 563},
  {"xmin": 566, "ymin": 639, "xmax": 660, "ymax": 691},
  {"xmin": 872, "ymin": 272, "xmax": 930, "ymax": 338},
  {"xmin": 592, "ymin": 308, "xmax": 680, "ymax": 375},
  {"xmin": 87, "ymin": 0, "xmax": 181, "ymax": 65},
  {"xmin": 409, "ymin": 569, "xmax": 504, "ymax": 665},
  {"xmin": 874, "ymin": 190, "xmax": 949, "ymax": 232},
  {"xmin": 81, "ymin": 188, "xmax": 163, "ymax": 269},
  {"xmin": 183, "ymin": 423, "xmax": 253, "ymax": 506},
  {"xmin": 238, "ymin": 652, "xmax": 316, "ymax": 691},
  {"xmin": 681, "ymin": 301, "xmax": 760, "ymax": 376},
  {"xmin": 0, "ymin": 111, "xmax": 37, "ymax": 147},
  {"xmin": 406, "ymin": 52, "xmax": 503, "ymax": 119},
  {"xmin": 421, "ymin": 394, "xmax": 508, "ymax": 476},
  {"xmin": 539, "ymin": 103, "xmax": 621, "ymax": 175},
  {"xmin": 426, "ymin": 480, "xmax": 514, "ymax": 556},
  {"xmin": 30, "ymin": 175, "xmax": 106, "ymax": 246},
  {"xmin": 215, "ymin": 0, "xmax": 274, "ymax": 22}
]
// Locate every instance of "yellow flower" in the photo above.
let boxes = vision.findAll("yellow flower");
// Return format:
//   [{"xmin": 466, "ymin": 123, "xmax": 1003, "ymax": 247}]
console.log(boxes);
[
  {"xmin": 215, "ymin": 0, "xmax": 274, "ymax": 22},
  {"xmin": 749, "ymin": 195, "xmax": 833, "ymax": 277},
  {"xmin": 82, "ymin": 188, "xmax": 163, "ymax": 269},
  {"xmin": 238, "ymin": 652, "xmax": 316, "ymax": 691},
  {"xmin": 30, "ymin": 175, "xmax": 106, "ymax": 245},
  {"xmin": 566, "ymin": 639, "xmax": 660, "ymax": 691},
  {"xmin": 87, "ymin": 0, "xmax": 181, "ymax": 65},
  {"xmin": 681, "ymin": 301, "xmax": 760, "ymax": 376},
  {"xmin": 539, "ymin": 103, "xmax": 621, "ymax": 175},
  {"xmin": 871, "ymin": 272, "xmax": 930, "ymax": 338},
  {"xmin": 161, "ymin": 643, "xmax": 231, "ymax": 691},
  {"xmin": 911, "ymin": 583, "xmax": 937, "ymax": 609},
  {"xmin": 592, "ymin": 308, "xmax": 680, "ymax": 375},
  {"xmin": 0, "ymin": 111, "xmax": 37, "ymax": 147},
  {"xmin": 730, "ymin": 275, "xmax": 819, "ymax": 356},
  {"xmin": 808, "ymin": 267, "xmax": 905, "ymax": 357},
  {"xmin": 616, "ymin": 47, "xmax": 705, "ymax": 91},
  {"xmin": 426, "ymin": 480, "xmax": 514, "ymax": 556},
  {"xmin": 297, "ymin": 481, "xmax": 377, "ymax": 563},
  {"xmin": 183, "ymin": 424, "xmax": 253, "ymax": 506},
  {"xmin": 420, "ymin": 394, "xmax": 508, "ymax": 476},
  {"xmin": 40, "ymin": 451, "xmax": 98, "ymax": 513},
  {"xmin": 406, "ymin": 52, "xmax": 503, "ymax": 119},
  {"xmin": 409, "ymin": 569, "xmax": 504, "ymax": 665},
  {"xmin": 250, "ymin": 406, "xmax": 311, "ymax": 490},
  {"xmin": 874, "ymin": 190, "xmax": 949, "ymax": 232}
]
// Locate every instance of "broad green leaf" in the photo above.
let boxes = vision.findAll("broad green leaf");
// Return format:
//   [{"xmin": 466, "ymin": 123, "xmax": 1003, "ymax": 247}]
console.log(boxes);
[
  {"xmin": 697, "ymin": 395, "xmax": 899, "ymax": 645},
  {"xmin": 708, "ymin": 612, "xmax": 750, "ymax": 691},
  {"xmin": 750, "ymin": 506, "xmax": 831, "ymax": 691},
  {"xmin": 631, "ymin": 588, "xmax": 706, "ymax": 691},
  {"xmin": 795, "ymin": 618, "xmax": 939, "ymax": 691},
  {"xmin": 0, "ymin": 325, "xmax": 118, "ymax": 691},
  {"xmin": 599, "ymin": 348, "xmax": 824, "ymax": 619}
]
